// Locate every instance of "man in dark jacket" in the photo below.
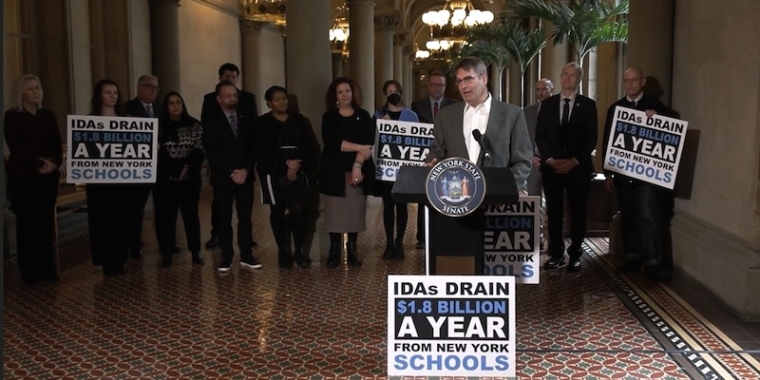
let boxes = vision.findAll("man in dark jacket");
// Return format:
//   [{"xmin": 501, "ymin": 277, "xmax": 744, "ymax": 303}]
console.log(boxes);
[
  {"xmin": 200, "ymin": 63, "xmax": 259, "ymax": 249},
  {"xmin": 602, "ymin": 67, "xmax": 675, "ymax": 281}
]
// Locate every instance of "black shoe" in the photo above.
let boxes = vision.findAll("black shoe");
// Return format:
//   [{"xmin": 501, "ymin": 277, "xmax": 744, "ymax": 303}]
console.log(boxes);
[
  {"xmin": 241, "ymin": 257, "xmax": 263, "ymax": 269},
  {"xmin": 543, "ymin": 257, "xmax": 565, "ymax": 269},
  {"xmin": 113, "ymin": 264, "xmax": 125, "ymax": 275},
  {"xmin": 644, "ymin": 264, "xmax": 670, "ymax": 281},
  {"xmin": 416, "ymin": 241, "xmax": 426, "ymax": 249},
  {"xmin": 567, "ymin": 259, "xmax": 581, "ymax": 272},
  {"xmin": 346, "ymin": 241, "xmax": 362, "ymax": 267},
  {"xmin": 217, "ymin": 260, "xmax": 232, "ymax": 273},
  {"xmin": 615, "ymin": 260, "xmax": 641, "ymax": 274},
  {"xmin": 294, "ymin": 253, "xmax": 311, "ymax": 269},
  {"xmin": 130, "ymin": 249, "xmax": 143, "ymax": 259},
  {"xmin": 326, "ymin": 243, "xmax": 341, "ymax": 269},
  {"xmin": 161, "ymin": 253, "xmax": 173, "ymax": 268},
  {"xmin": 191, "ymin": 251, "xmax": 204, "ymax": 265},
  {"xmin": 173, "ymin": 246, "xmax": 181, "ymax": 253},
  {"xmin": 205, "ymin": 237, "xmax": 220, "ymax": 249},
  {"xmin": 393, "ymin": 240, "xmax": 405, "ymax": 260},
  {"xmin": 382, "ymin": 243, "xmax": 394, "ymax": 260},
  {"xmin": 278, "ymin": 251, "xmax": 294, "ymax": 269}
]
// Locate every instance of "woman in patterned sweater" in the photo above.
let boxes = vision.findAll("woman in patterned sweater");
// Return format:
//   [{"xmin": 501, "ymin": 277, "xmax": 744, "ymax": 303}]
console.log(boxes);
[{"xmin": 154, "ymin": 91, "xmax": 205, "ymax": 268}]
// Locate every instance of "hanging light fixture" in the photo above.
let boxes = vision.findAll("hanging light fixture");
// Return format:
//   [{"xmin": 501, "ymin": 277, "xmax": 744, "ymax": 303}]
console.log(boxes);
[
  {"xmin": 422, "ymin": 0, "xmax": 494, "ymax": 46},
  {"xmin": 241, "ymin": 0, "xmax": 286, "ymax": 26},
  {"xmin": 329, "ymin": 4, "xmax": 350, "ymax": 58}
]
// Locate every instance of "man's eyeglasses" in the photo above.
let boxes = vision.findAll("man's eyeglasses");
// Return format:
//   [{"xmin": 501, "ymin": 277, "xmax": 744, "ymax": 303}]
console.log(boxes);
[{"xmin": 455, "ymin": 74, "xmax": 483, "ymax": 86}]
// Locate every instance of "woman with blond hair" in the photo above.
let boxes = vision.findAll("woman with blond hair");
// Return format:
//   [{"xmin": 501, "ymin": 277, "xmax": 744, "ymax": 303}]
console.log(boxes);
[{"xmin": 4, "ymin": 75, "xmax": 62, "ymax": 285}]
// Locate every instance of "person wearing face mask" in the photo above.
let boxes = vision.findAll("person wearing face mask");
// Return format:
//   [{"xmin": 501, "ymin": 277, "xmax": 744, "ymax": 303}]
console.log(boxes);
[{"xmin": 372, "ymin": 80, "xmax": 419, "ymax": 260}]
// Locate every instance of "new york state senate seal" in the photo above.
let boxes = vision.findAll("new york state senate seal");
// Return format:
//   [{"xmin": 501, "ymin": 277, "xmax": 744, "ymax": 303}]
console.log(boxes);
[{"xmin": 425, "ymin": 157, "xmax": 486, "ymax": 217}]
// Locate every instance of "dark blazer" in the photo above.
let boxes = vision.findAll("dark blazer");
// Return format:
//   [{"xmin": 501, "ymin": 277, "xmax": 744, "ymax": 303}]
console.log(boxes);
[
  {"xmin": 318, "ymin": 108, "xmax": 375, "ymax": 197},
  {"xmin": 201, "ymin": 89, "xmax": 258, "ymax": 127},
  {"xmin": 602, "ymin": 93, "xmax": 671, "ymax": 182},
  {"xmin": 535, "ymin": 94, "xmax": 598, "ymax": 174},
  {"xmin": 125, "ymin": 98, "xmax": 160, "ymax": 118},
  {"xmin": 411, "ymin": 97, "xmax": 457, "ymax": 124},
  {"xmin": 202, "ymin": 108, "xmax": 256, "ymax": 185},
  {"xmin": 255, "ymin": 111, "xmax": 312, "ymax": 176}
]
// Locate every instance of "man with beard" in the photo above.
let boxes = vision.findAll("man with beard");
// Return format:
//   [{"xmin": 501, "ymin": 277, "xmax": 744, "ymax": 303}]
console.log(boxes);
[{"xmin": 202, "ymin": 81, "xmax": 261, "ymax": 272}]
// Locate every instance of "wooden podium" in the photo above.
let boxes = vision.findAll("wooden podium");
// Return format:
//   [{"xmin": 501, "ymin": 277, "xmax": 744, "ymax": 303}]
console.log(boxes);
[{"xmin": 392, "ymin": 166, "xmax": 519, "ymax": 275}]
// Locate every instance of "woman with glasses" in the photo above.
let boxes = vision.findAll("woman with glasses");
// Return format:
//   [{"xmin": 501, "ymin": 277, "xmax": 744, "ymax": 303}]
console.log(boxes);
[{"xmin": 372, "ymin": 80, "xmax": 419, "ymax": 260}]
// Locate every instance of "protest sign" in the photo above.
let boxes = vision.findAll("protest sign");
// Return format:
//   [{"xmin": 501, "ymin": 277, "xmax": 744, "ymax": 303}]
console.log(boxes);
[
  {"xmin": 483, "ymin": 197, "xmax": 540, "ymax": 284},
  {"xmin": 375, "ymin": 119, "xmax": 433, "ymax": 181}
]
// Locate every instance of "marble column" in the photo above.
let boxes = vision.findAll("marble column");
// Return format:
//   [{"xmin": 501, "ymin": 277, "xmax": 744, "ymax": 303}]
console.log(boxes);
[
  {"xmin": 149, "ymin": 0, "xmax": 181, "ymax": 97},
  {"xmin": 508, "ymin": 62, "xmax": 522, "ymax": 106},
  {"xmin": 240, "ymin": 19, "xmax": 266, "ymax": 103},
  {"xmin": 286, "ymin": 0, "xmax": 332, "ymax": 264},
  {"xmin": 583, "ymin": 48, "xmax": 598, "ymax": 99},
  {"xmin": 348, "ymin": 0, "xmax": 376, "ymax": 112},
  {"xmin": 393, "ymin": 32, "xmax": 407, "ymax": 84},
  {"xmin": 332, "ymin": 53, "xmax": 343, "ymax": 79},
  {"xmin": 490, "ymin": 64, "xmax": 503, "ymax": 102},
  {"xmin": 374, "ymin": 14, "xmax": 398, "ymax": 108},
  {"xmin": 402, "ymin": 46, "xmax": 414, "ymax": 102},
  {"xmin": 627, "ymin": 0, "xmax": 674, "ymax": 105},
  {"xmin": 540, "ymin": 24, "xmax": 570, "ymax": 90}
]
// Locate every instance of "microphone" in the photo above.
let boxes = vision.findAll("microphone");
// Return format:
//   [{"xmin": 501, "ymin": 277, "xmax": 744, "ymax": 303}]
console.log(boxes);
[{"xmin": 472, "ymin": 129, "xmax": 492, "ymax": 163}]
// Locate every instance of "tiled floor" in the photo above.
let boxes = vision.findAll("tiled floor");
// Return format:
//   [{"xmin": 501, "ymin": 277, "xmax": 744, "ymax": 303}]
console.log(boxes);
[{"xmin": 4, "ymin": 185, "xmax": 760, "ymax": 379}]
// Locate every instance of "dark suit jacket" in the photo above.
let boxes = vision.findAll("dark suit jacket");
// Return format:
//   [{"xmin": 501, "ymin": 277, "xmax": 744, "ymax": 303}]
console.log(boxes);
[
  {"xmin": 411, "ymin": 97, "xmax": 457, "ymax": 124},
  {"xmin": 535, "ymin": 94, "xmax": 598, "ymax": 174},
  {"xmin": 202, "ymin": 108, "xmax": 256, "ymax": 185},
  {"xmin": 318, "ymin": 108, "xmax": 375, "ymax": 197},
  {"xmin": 602, "ymin": 93, "xmax": 671, "ymax": 183},
  {"xmin": 125, "ymin": 98, "xmax": 160, "ymax": 118},
  {"xmin": 201, "ymin": 89, "xmax": 258, "ymax": 128}
]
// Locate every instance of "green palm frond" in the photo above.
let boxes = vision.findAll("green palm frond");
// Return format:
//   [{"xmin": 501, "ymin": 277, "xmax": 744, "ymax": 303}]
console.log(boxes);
[{"xmin": 459, "ymin": 38, "xmax": 511, "ymax": 68}]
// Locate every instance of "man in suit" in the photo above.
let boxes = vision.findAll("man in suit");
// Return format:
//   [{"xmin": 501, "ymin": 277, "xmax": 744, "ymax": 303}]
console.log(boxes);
[
  {"xmin": 522, "ymin": 78, "xmax": 554, "ymax": 250},
  {"xmin": 123, "ymin": 75, "xmax": 162, "ymax": 259},
  {"xmin": 411, "ymin": 70, "xmax": 457, "ymax": 249},
  {"xmin": 202, "ymin": 81, "xmax": 261, "ymax": 272},
  {"xmin": 603, "ymin": 67, "xmax": 674, "ymax": 281},
  {"xmin": 427, "ymin": 57, "xmax": 533, "ymax": 188},
  {"xmin": 536, "ymin": 62, "xmax": 598, "ymax": 273},
  {"xmin": 200, "ymin": 63, "xmax": 259, "ymax": 249}
]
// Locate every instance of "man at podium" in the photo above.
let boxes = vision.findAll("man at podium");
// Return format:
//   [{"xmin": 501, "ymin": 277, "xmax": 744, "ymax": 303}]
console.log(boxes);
[{"xmin": 425, "ymin": 57, "xmax": 533, "ymax": 186}]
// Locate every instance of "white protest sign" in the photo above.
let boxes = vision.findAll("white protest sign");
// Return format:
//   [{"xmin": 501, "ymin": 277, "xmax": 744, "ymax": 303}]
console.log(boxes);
[
  {"xmin": 604, "ymin": 106, "xmax": 688, "ymax": 189},
  {"xmin": 483, "ymin": 197, "xmax": 541, "ymax": 284},
  {"xmin": 375, "ymin": 119, "xmax": 434, "ymax": 181},
  {"xmin": 66, "ymin": 115, "xmax": 158, "ymax": 184},
  {"xmin": 387, "ymin": 275, "xmax": 516, "ymax": 378}
]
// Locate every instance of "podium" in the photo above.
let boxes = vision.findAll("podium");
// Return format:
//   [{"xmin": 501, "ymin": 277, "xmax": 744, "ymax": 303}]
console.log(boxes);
[{"xmin": 392, "ymin": 165, "xmax": 519, "ymax": 275}]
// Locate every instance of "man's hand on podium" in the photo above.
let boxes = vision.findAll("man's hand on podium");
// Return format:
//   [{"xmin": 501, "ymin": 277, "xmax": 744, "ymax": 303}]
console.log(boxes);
[{"xmin": 424, "ymin": 158, "xmax": 438, "ymax": 167}]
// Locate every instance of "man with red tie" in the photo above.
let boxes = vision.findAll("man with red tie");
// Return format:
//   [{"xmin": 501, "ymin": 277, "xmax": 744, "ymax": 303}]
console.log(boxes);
[{"xmin": 411, "ymin": 71, "xmax": 457, "ymax": 249}]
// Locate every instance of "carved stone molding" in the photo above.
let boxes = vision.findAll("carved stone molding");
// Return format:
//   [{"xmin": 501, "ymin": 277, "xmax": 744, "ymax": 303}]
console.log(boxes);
[
  {"xmin": 374, "ymin": 15, "xmax": 400, "ymax": 32},
  {"xmin": 149, "ymin": 0, "xmax": 180, "ymax": 6},
  {"xmin": 346, "ymin": 0, "xmax": 377, "ymax": 6},
  {"xmin": 393, "ymin": 32, "xmax": 408, "ymax": 47},
  {"xmin": 240, "ymin": 18, "xmax": 267, "ymax": 35}
]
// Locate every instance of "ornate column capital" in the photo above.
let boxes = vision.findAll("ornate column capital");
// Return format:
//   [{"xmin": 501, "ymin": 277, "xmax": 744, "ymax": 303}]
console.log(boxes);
[
  {"xmin": 347, "ymin": 0, "xmax": 377, "ymax": 6},
  {"xmin": 393, "ymin": 32, "xmax": 408, "ymax": 47},
  {"xmin": 149, "ymin": 0, "xmax": 180, "ymax": 6},
  {"xmin": 402, "ymin": 45, "xmax": 413, "ymax": 57},
  {"xmin": 240, "ymin": 18, "xmax": 267, "ymax": 35},
  {"xmin": 374, "ymin": 15, "xmax": 400, "ymax": 32}
]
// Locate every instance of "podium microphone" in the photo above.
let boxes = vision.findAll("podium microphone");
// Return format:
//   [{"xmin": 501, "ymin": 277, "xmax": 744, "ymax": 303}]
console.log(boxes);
[{"xmin": 472, "ymin": 129, "xmax": 492, "ymax": 163}]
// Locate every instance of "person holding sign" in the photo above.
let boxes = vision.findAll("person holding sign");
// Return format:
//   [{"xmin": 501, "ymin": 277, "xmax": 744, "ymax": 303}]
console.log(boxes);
[
  {"xmin": 85, "ymin": 79, "xmax": 131, "ymax": 277},
  {"xmin": 535, "ymin": 62, "xmax": 598, "ymax": 273},
  {"xmin": 203, "ymin": 81, "xmax": 261, "ymax": 273},
  {"xmin": 318, "ymin": 77, "xmax": 375, "ymax": 268},
  {"xmin": 255, "ymin": 86, "xmax": 313, "ymax": 269},
  {"xmin": 154, "ymin": 91, "xmax": 205, "ymax": 268},
  {"xmin": 426, "ymin": 57, "xmax": 532, "ymax": 185},
  {"xmin": 4, "ymin": 75, "xmax": 62, "ymax": 285},
  {"xmin": 602, "ymin": 67, "xmax": 674, "ymax": 281},
  {"xmin": 373, "ymin": 80, "xmax": 419, "ymax": 260}
]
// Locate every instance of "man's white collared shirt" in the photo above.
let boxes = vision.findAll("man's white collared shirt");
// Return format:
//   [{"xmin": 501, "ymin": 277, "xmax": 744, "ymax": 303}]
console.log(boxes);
[{"xmin": 463, "ymin": 93, "xmax": 492, "ymax": 163}]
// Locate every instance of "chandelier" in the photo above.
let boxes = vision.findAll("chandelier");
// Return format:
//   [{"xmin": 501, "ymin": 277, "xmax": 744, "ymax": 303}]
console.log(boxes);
[
  {"xmin": 241, "ymin": 0, "xmax": 286, "ymax": 26},
  {"xmin": 422, "ymin": 0, "xmax": 494, "ymax": 46},
  {"xmin": 329, "ymin": 4, "xmax": 350, "ymax": 58}
]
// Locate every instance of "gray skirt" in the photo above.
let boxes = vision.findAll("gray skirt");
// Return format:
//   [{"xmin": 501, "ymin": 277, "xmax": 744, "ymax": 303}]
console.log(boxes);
[{"xmin": 324, "ymin": 183, "xmax": 367, "ymax": 233}]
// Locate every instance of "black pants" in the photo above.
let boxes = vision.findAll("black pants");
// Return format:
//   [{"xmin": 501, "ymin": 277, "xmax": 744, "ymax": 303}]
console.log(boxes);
[
  {"xmin": 124, "ymin": 184, "xmax": 152, "ymax": 252},
  {"xmin": 382, "ymin": 189, "xmax": 408, "ymax": 244},
  {"xmin": 86, "ymin": 184, "xmax": 129, "ymax": 267},
  {"xmin": 154, "ymin": 180, "xmax": 201, "ymax": 254},
  {"xmin": 270, "ymin": 203, "xmax": 305, "ymax": 255},
  {"xmin": 416, "ymin": 204, "xmax": 426, "ymax": 243},
  {"xmin": 212, "ymin": 180, "xmax": 254, "ymax": 263},
  {"xmin": 8, "ymin": 175, "xmax": 59, "ymax": 283},
  {"xmin": 617, "ymin": 181, "xmax": 674, "ymax": 265},
  {"xmin": 543, "ymin": 170, "xmax": 591, "ymax": 259}
]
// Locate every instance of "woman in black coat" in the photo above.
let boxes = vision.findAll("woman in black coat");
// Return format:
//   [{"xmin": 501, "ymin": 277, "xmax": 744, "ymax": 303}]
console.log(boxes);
[
  {"xmin": 318, "ymin": 77, "xmax": 375, "ymax": 268},
  {"xmin": 154, "ymin": 91, "xmax": 205, "ymax": 268},
  {"xmin": 4, "ymin": 75, "xmax": 62, "ymax": 285},
  {"xmin": 255, "ymin": 86, "xmax": 312, "ymax": 269}
]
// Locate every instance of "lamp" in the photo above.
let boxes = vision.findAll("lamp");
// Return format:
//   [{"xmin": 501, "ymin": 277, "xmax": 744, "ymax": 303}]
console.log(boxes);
[
  {"xmin": 241, "ymin": 0, "xmax": 286, "ymax": 26},
  {"xmin": 422, "ymin": 0, "xmax": 494, "ymax": 46},
  {"xmin": 329, "ymin": 4, "xmax": 350, "ymax": 58}
]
